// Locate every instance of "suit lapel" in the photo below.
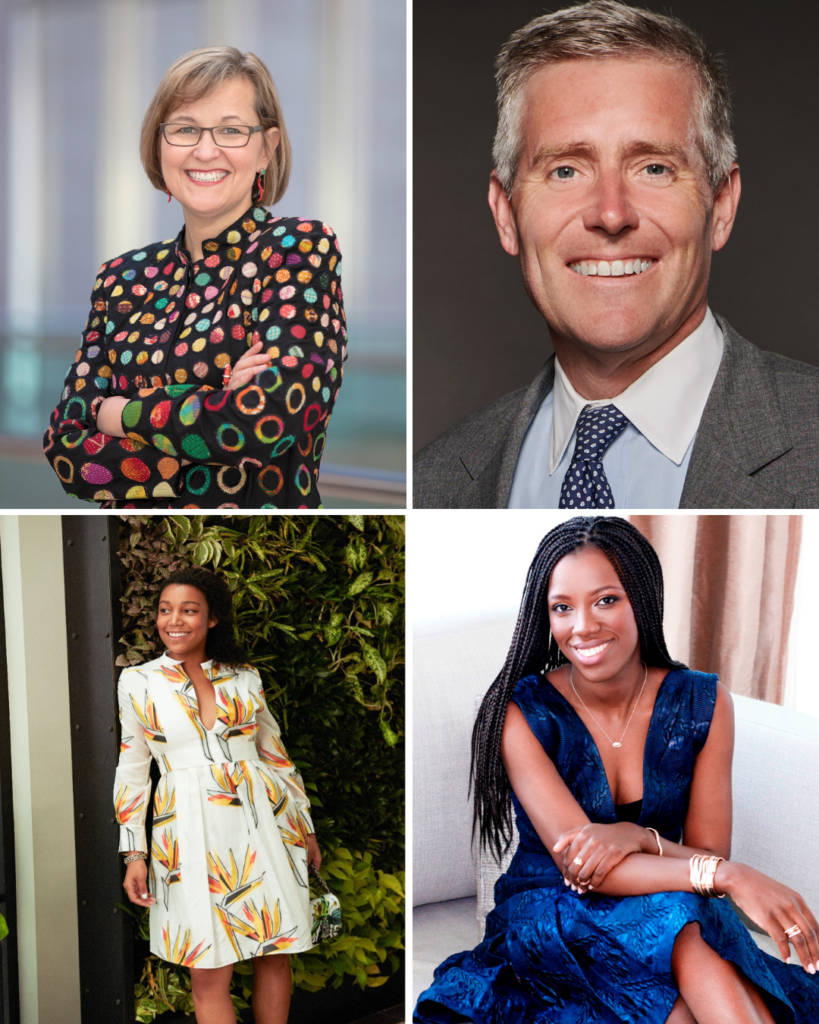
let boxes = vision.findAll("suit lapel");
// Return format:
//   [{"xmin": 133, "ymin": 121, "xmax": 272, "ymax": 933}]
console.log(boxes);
[
  {"xmin": 681, "ymin": 317, "xmax": 795, "ymax": 508},
  {"xmin": 680, "ymin": 459, "xmax": 795, "ymax": 508},
  {"xmin": 463, "ymin": 359, "xmax": 556, "ymax": 508},
  {"xmin": 455, "ymin": 318, "xmax": 795, "ymax": 509}
]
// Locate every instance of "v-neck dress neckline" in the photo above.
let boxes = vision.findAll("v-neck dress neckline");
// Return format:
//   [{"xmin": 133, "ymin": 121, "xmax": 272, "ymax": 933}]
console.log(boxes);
[
  {"xmin": 160, "ymin": 652, "xmax": 220, "ymax": 731},
  {"xmin": 540, "ymin": 667, "xmax": 676, "ymax": 825},
  {"xmin": 114, "ymin": 655, "xmax": 317, "ymax": 968},
  {"xmin": 414, "ymin": 667, "xmax": 819, "ymax": 1024}
]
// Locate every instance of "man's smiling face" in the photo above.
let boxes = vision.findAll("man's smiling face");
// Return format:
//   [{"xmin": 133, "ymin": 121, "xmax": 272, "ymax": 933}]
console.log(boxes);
[{"xmin": 489, "ymin": 57, "xmax": 738, "ymax": 365}]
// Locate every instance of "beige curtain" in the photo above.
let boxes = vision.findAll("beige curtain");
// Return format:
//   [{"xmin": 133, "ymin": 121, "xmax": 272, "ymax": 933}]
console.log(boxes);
[{"xmin": 629, "ymin": 515, "xmax": 802, "ymax": 703}]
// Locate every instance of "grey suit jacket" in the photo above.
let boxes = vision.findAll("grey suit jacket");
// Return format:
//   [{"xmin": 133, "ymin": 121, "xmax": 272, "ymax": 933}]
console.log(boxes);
[{"xmin": 413, "ymin": 316, "xmax": 819, "ymax": 509}]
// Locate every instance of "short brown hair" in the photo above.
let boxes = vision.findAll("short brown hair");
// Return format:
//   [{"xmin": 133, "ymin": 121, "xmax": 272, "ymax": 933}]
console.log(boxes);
[
  {"xmin": 140, "ymin": 46, "xmax": 291, "ymax": 206},
  {"xmin": 493, "ymin": 0, "xmax": 736, "ymax": 196}
]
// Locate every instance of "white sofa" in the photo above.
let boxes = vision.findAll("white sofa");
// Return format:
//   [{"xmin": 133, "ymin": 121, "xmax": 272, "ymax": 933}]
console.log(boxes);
[{"xmin": 413, "ymin": 611, "xmax": 819, "ymax": 1005}]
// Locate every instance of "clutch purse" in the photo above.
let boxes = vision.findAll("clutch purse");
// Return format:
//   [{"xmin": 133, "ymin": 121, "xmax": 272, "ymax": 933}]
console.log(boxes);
[{"xmin": 309, "ymin": 863, "xmax": 342, "ymax": 944}]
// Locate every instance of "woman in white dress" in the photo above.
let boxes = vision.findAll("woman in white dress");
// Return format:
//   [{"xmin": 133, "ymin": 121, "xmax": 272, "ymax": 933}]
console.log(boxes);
[{"xmin": 115, "ymin": 565, "xmax": 321, "ymax": 1024}]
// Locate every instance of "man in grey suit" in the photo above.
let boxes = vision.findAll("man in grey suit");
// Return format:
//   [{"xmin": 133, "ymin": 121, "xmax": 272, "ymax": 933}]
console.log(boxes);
[{"xmin": 414, "ymin": 1, "xmax": 819, "ymax": 509}]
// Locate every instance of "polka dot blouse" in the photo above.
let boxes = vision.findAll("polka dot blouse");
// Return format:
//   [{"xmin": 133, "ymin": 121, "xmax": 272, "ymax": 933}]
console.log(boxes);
[{"xmin": 43, "ymin": 205, "xmax": 346, "ymax": 508}]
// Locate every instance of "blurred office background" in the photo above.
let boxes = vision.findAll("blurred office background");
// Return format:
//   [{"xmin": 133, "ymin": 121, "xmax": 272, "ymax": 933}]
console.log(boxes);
[{"xmin": 0, "ymin": 0, "xmax": 406, "ymax": 508}]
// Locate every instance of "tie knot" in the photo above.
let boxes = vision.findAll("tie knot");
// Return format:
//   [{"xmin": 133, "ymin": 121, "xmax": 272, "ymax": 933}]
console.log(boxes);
[{"xmin": 572, "ymin": 404, "xmax": 629, "ymax": 462}]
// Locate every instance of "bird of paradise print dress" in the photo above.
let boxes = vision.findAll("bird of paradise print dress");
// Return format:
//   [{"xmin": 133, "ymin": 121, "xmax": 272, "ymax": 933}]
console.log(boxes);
[{"xmin": 114, "ymin": 654, "xmax": 314, "ymax": 968}]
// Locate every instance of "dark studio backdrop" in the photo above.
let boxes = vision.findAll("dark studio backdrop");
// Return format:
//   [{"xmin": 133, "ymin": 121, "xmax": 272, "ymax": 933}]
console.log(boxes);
[{"xmin": 413, "ymin": 0, "xmax": 819, "ymax": 452}]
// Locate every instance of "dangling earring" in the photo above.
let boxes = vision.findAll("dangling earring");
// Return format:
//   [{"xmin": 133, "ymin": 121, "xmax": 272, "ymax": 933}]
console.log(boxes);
[
  {"xmin": 254, "ymin": 170, "xmax": 265, "ymax": 204},
  {"xmin": 165, "ymin": 185, "xmax": 172, "ymax": 203}
]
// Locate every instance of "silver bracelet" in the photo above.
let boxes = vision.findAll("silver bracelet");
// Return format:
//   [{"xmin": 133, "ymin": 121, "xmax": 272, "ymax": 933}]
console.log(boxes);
[
  {"xmin": 123, "ymin": 852, "xmax": 147, "ymax": 864},
  {"xmin": 645, "ymin": 827, "xmax": 663, "ymax": 857}
]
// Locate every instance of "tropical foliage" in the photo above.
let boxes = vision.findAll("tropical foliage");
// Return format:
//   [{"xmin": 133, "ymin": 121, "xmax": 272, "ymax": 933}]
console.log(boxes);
[{"xmin": 115, "ymin": 514, "xmax": 405, "ymax": 1020}]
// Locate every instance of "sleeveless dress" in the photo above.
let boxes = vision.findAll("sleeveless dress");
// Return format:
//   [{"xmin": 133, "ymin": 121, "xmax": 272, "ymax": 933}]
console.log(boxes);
[
  {"xmin": 415, "ymin": 669, "xmax": 819, "ymax": 1023},
  {"xmin": 114, "ymin": 655, "xmax": 315, "ymax": 967}
]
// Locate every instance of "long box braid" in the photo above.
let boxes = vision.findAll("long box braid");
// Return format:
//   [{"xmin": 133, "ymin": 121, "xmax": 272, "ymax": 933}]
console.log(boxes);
[{"xmin": 470, "ymin": 515, "xmax": 685, "ymax": 862}]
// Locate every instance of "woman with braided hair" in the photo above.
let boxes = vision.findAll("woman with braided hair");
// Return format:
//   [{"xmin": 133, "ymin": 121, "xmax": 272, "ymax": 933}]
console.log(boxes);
[{"xmin": 415, "ymin": 516, "xmax": 819, "ymax": 1024}]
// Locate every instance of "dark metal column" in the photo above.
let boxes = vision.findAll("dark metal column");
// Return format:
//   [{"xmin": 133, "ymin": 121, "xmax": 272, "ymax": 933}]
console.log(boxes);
[
  {"xmin": 0, "ymin": 545, "xmax": 19, "ymax": 1024},
  {"xmin": 62, "ymin": 517, "xmax": 133, "ymax": 1024}
]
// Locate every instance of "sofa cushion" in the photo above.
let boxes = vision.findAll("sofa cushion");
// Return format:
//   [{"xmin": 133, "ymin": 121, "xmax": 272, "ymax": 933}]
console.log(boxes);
[
  {"xmin": 413, "ymin": 897, "xmax": 481, "ymax": 1005},
  {"xmin": 412, "ymin": 612, "xmax": 516, "ymax": 907},
  {"xmin": 730, "ymin": 693, "xmax": 819, "ymax": 916}
]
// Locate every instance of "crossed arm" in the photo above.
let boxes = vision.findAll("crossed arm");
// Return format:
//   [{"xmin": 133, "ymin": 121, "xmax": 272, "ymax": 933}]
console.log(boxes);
[
  {"xmin": 501, "ymin": 685, "xmax": 819, "ymax": 973},
  {"xmin": 96, "ymin": 341, "xmax": 273, "ymax": 437},
  {"xmin": 45, "ymin": 222, "xmax": 345, "ymax": 502}
]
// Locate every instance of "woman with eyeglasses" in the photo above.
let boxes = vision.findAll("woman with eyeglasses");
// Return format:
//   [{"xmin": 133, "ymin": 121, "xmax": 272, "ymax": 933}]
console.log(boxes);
[{"xmin": 44, "ymin": 47, "xmax": 347, "ymax": 509}]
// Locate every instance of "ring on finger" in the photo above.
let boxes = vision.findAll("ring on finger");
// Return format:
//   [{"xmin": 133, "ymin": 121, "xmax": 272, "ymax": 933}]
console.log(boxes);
[
  {"xmin": 785, "ymin": 925, "xmax": 802, "ymax": 939},
  {"xmin": 573, "ymin": 856, "xmax": 583, "ymax": 867}
]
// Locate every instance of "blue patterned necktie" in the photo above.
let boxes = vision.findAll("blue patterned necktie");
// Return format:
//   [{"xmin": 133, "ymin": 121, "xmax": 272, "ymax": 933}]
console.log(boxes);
[{"xmin": 559, "ymin": 405, "xmax": 629, "ymax": 509}]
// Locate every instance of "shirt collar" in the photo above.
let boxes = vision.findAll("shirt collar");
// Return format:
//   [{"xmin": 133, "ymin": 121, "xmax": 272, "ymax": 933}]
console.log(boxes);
[
  {"xmin": 173, "ymin": 204, "xmax": 271, "ymax": 264},
  {"xmin": 549, "ymin": 307, "xmax": 724, "ymax": 474},
  {"xmin": 159, "ymin": 651, "xmax": 215, "ymax": 675}
]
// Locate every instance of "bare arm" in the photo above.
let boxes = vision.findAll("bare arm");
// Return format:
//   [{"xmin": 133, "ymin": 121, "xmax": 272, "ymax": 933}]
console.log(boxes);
[
  {"xmin": 501, "ymin": 686, "xmax": 819, "ymax": 972},
  {"xmin": 679, "ymin": 681, "xmax": 734, "ymax": 857},
  {"xmin": 501, "ymin": 702, "xmax": 700, "ymax": 896},
  {"xmin": 501, "ymin": 684, "xmax": 734, "ymax": 892},
  {"xmin": 556, "ymin": 681, "xmax": 734, "ymax": 887}
]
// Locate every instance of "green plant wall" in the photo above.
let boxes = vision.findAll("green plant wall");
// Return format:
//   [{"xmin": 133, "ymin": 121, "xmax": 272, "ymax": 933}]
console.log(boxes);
[{"xmin": 116, "ymin": 514, "xmax": 405, "ymax": 1020}]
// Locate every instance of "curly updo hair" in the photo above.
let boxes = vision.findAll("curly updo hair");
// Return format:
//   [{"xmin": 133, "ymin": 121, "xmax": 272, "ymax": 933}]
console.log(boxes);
[
  {"xmin": 158, "ymin": 566, "xmax": 247, "ymax": 666},
  {"xmin": 471, "ymin": 516, "xmax": 684, "ymax": 860}
]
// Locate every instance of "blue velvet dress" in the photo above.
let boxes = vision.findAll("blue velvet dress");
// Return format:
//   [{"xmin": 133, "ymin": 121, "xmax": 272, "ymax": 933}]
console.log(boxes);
[{"xmin": 415, "ymin": 669, "xmax": 819, "ymax": 1023}]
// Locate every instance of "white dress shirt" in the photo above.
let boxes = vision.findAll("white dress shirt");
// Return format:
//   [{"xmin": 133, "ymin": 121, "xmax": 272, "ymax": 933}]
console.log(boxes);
[{"xmin": 507, "ymin": 308, "xmax": 724, "ymax": 509}]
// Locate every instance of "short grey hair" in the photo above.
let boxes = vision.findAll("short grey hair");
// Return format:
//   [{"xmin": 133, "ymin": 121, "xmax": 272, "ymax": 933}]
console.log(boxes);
[{"xmin": 493, "ymin": 0, "xmax": 736, "ymax": 195}]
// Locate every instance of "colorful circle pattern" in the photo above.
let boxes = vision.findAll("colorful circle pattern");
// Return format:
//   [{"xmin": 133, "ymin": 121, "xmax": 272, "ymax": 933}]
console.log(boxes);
[{"xmin": 42, "ymin": 206, "xmax": 347, "ymax": 509}]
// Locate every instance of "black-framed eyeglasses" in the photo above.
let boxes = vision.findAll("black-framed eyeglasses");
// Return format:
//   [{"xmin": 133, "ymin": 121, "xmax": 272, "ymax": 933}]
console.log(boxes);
[{"xmin": 160, "ymin": 123, "xmax": 263, "ymax": 148}]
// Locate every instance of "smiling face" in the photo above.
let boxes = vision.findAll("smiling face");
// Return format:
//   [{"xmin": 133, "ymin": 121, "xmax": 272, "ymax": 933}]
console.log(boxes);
[
  {"xmin": 547, "ymin": 545, "xmax": 642, "ymax": 684},
  {"xmin": 157, "ymin": 584, "xmax": 217, "ymax": 665},
  {"xmin": 160, "ymin": 75, "xmax": 278, "ymax": 232},
  {"xmin": 488, "ymin": 57, "xmax": 740, "ymax": 368}
]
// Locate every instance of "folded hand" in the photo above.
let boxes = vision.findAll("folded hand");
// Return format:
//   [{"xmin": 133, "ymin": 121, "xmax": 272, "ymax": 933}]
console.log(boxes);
[
  {"xmin": 226, "ymin": 341, "xmax": 273, "ymax": 390},
  {"xmin": 554, "ymin": 822, "xmax": 646, "ymax": 891},
  {"xmin": 96, "ymin": 396, "xmax": 129, "ymax": 438}
]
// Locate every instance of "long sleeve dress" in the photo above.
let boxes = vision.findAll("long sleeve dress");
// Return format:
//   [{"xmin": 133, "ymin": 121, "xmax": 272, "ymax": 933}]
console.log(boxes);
[
  {"xmin": 44, "ymin": 205, "xmax": 346, "ymax": 509},
  {"xmin": 415, "ymin": 669, "xmax": 819, "ymax": 1024},
  {"xmin": 114, "ymin": 654, "xmax": 315, "ymax": 968}
]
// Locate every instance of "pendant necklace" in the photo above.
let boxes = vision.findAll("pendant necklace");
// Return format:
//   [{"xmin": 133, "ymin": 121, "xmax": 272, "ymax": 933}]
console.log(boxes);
[{"xmin": 569, "ymin": 660, "xmax": 648, "ymax": 748}]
